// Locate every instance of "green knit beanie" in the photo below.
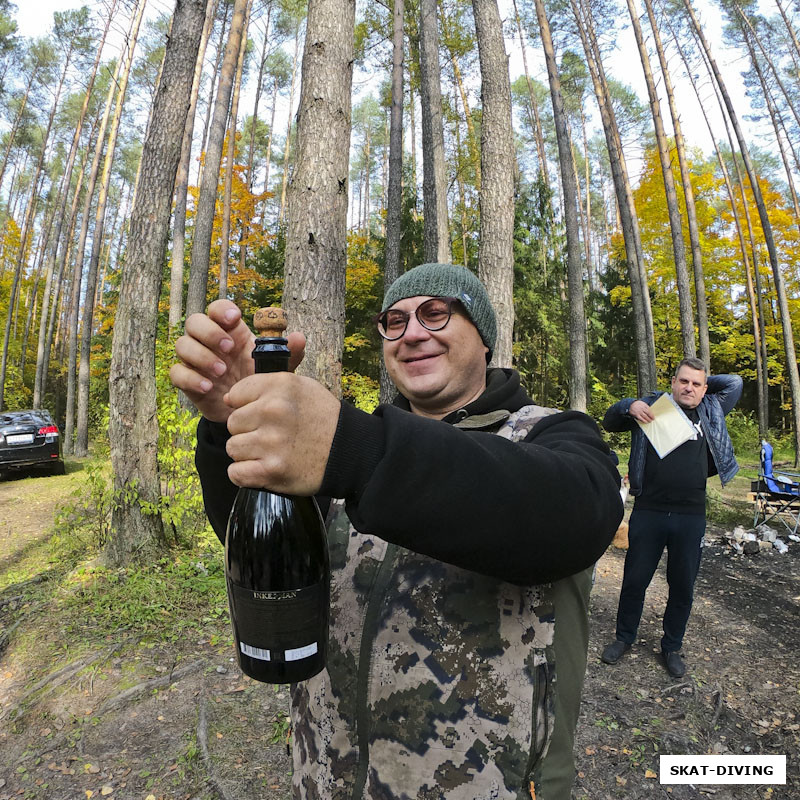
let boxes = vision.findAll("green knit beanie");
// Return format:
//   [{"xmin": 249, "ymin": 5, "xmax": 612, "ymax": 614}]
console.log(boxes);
[{"xmin": 381, "ymin": 263, "xmax": 497, "ymax": 356}]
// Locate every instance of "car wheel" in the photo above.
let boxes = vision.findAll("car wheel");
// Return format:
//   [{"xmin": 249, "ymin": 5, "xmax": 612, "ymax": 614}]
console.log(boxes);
[{"xmin": 50, "ymin": 461, "xmax": 66, "ymax": 476}]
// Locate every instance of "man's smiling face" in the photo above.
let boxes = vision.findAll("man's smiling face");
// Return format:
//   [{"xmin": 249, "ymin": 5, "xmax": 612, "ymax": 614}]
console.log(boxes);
[{"xmin": 382, "ymin": 295, "xmax": 489, "ymax": 419}]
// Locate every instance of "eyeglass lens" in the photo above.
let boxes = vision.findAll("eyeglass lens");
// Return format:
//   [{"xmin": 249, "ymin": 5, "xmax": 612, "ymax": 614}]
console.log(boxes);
[{"xmin": 378, "ymin": 298, "xmax": 455, "ymax": 340}]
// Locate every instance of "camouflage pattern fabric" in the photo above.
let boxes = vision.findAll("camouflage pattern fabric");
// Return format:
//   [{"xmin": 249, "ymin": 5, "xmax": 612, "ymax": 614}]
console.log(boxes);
[{"xmin": 291, "ymin": 405, "xmax": 560, "ymax": 800}]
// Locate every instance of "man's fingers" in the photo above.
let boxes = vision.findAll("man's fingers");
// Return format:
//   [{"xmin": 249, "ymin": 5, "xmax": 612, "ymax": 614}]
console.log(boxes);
[
  {"xmin": 175, "ymin": 332, "xmax": 230, "ymax": 378},
  {"xmin": 286, "ymin": 331, "xmax": 306, "ymax": 372},
  {"xmin": 228, "ymin": 461, "xmax": 280, "ymax": 491},
  {"xmin": 169, "ymin": 362, "xmax": 213, "ymax": 396},
  {"xmin": 207, "ymin": 299, "xmax": 243, "ymax": 329}
]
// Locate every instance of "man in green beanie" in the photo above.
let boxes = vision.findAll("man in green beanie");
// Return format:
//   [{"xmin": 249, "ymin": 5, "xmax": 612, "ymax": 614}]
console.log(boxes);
[{"xmin": 172, "ymin": 263, "xmax": 622, "ymax": 799}]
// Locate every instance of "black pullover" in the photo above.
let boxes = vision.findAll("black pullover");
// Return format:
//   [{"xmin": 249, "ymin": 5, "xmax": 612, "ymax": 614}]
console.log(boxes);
[{"xmin": 195, "ymin": 368, "xmax": 623, "ymax": 585}]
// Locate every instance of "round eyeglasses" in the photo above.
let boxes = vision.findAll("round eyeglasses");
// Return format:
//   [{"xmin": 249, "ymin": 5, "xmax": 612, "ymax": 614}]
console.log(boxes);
[{"xmin": 373, "ymin": 296, "xmax": 461, "ymax": 341}]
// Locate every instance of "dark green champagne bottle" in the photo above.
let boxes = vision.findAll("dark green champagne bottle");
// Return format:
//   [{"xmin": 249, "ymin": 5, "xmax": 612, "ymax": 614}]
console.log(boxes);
[{"xmin": 225, "ymin": 307, "xmax": 330, "ymax": 683}]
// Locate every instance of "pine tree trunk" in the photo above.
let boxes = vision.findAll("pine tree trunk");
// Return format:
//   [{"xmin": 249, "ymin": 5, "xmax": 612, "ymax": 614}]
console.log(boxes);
[
  {"xmin": 685, "ymin": 0, "xmax": 800, "ymax": 463},
  {"xmin": 0, "ymin": 54, "xmax": 69, "ymax": 410},
  {"xmin": 472, "ymin": 0, "xmax": 515, "ymax": 368},
  {"xmin": 169, "ymin": 0, "xmax": 217, "ymax": 331},
  {"xmin": 108, "ymin": 0, "xmax": 208, "ymax": 566},
  {"xmin": 0, "ymin": 71, "xmax": 35, "ymax": 195},
  {"xmin": 197, "ymin": 3, "xmax": 230, "ymax": 190},
  {"xmin": 263, "ymin": 79, "xmax": 278, "ymax": 201},
  {"xmin": 20, "ymin": 201, "xmax": 56, "ymax": 381},
  {"xmin": 63, "ymin": 27, "xmax": 131, "ymax": 453},
  {"xmin": 571, "ymin": 0, "xmax": 657, "ymax": 392},
  {"xmin": 440, "ymin": 2, "xmax": 481, "ymax": 191},
  {"xmin": 278, "ymin": 32, "xmax": 300, "ymax": 226},
  {"xmin": 33, "ymin": 2, "xmax": 116, "ymax": 406},
  {"xmin": 239, "ymin": 9, "xmax": 270, "ymax": 274},
  {"xmin": 380, "ymin": 0, "xmax": 404, "ymax": 404},
  {"xmin": 627, "ymin": 0, "xmax": 695, "ymax": 358},
  {"xmin": 186, "ymin": 0, "xmax": 250, "ymax": 319},
  {"xmin": 668, "ymin": 16, "xmax": 768, "ymax": 433},
  {"xmin": 283, "ymin": 0, "xmax": 355, "ymax": 393},
  {"xmin": 76, "ymin": 0, "xmax": 148, "ymax": 457},
  {"xmin": 219, "ymin": 5, "xmax": 250, "ymax": 299},
  {"xmin": 534, "ymin": 0, "xmax": 587, "ymax": 409},
  {"xmin": 511, "ymin": 0, "xmax": 548, "ymax": 183},
  {"xmin": 643, "ymin": 0, "xmax": 709, "ymax": 368},
  {"xmin": 419, "ymin": 0, "xmax": 451, "ymax": 263}
]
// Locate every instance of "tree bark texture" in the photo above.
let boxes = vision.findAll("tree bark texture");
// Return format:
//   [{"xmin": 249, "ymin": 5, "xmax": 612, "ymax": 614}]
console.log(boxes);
[
  {"xmin": 472, "ymin": 0, "xmax": 515, "ymax": 368},
  {"xmin": 684, "ymin": 0, "xmax": 800, "ymax": 463},
  {"xmin": 108, "ymin": 0, "xmax": 207, "ymax": 566},
  {"xmin": 186, "ymin": 0, "xmax": 250, "ymax": 319},
  {"xmin": 571, "ymin": 0, "xmax": 657, "ymax": 392},
  {"xmin": 380, "ymin": 0, "xmax": 404, "ymax": 404},
  {"xmin": 668, "ymin": 16, "xmax": 768, "ymax": 433},
  {"xmin": 533, "ymin": 0, "xmax": 587, "ymax": 409},
  {"xmin": 627, "ymin": 0, "xmax": 695, "ymax": 361},
  {"xmin": 33, "ymin": 0, "xmax": 117, "ymax": 406},
  {"xmin": 62, "ymin": 21, "xmax": 130, "ymax": 452},
  {"xmin": 282, "ymin": 0, "xmax": 355, "ymax": 394},
  {"xmin": 643, "ymin": 0, "xmax": 709, "ymax": 368},
  {"xmin": 169, "ymin": 0, "xmax": 217, "ymax": 331},
  {"xmin": 219, "ymin": 5, "xmax": 250, "ymax": 299},
  {"xmin": 419, "ymin": 0, "xmax": 451, "ymax": 263},
  {"xmin": 76, "ymin": 0, "xmax": 148, "ymax": 457}
]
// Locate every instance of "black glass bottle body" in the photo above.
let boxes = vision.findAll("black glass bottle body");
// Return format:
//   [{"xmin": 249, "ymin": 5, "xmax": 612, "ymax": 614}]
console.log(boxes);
[{"xmin": 224, "ymin": 337, "xmax": 330, "ymax": 683}]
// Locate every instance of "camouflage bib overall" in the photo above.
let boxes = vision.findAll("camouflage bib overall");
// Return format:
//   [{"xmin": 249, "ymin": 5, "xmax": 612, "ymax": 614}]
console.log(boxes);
[{"xmin": 290, "ymin": 405, "xmax": 560, "ymax": 800}]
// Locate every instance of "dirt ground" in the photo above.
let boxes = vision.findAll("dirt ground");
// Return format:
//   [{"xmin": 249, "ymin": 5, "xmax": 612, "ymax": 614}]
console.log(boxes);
[{"xmin": 0, "ymin": 468, "xmax": 798, "ymax": 800}]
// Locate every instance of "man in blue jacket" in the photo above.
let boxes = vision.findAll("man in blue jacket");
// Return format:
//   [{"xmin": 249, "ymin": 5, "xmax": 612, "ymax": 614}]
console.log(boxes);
[{"xmin": 600, "ymin": 358, "xmax": 742, "ymax": 678}]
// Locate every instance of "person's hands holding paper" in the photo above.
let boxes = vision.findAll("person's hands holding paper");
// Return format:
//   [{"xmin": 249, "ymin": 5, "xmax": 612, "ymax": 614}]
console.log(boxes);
[{"xmin": 629, "ymin": 400, "xmax": 655, "ymax": 423}]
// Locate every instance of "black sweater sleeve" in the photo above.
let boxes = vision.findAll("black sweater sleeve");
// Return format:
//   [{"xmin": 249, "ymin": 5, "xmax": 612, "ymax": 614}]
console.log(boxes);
[
  {"xmin": 320, "ymin": 403, "xmax": 623, "ymax": 585},
  {"xmin": 195, "ymin": 418, "xmax": 237, "ymax": 545},
  {"xmin": 195, "ymin": 418, "xmax": 333, "ymax": 546}
]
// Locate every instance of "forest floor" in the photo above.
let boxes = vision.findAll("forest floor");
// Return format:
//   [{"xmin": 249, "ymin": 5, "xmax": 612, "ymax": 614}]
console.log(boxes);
[{"xmin": 0, "ymin": 460, "xmax": 798, "ymax": 800}]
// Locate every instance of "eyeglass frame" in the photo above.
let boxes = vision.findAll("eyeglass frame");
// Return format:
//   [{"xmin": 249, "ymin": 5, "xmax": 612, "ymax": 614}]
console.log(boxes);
[{"xmin": 372, "ymin": 296, "xmax": 464, "ymax": 341}]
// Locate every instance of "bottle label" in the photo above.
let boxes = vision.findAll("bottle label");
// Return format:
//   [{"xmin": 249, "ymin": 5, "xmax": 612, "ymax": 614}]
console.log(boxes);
[{"xmin": 229, "ymin": 580, "xmax": 326, "ymax": 663}]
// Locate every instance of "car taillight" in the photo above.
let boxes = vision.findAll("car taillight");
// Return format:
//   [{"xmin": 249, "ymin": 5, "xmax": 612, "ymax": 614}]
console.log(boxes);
[{"xmin": 38, "ymin": 425, "xmax": 59, "ymax": 435}]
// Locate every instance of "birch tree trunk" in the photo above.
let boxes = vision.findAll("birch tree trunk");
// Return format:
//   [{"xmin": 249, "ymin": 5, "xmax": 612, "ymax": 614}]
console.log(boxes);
[
  {"xmin": 283, "ymin": 0, "xmax": 355, "ymax": 392},
  {"xmin": 419, "ymin": 0, "xmax": 451, "ymax": 263},
  {"xmin": 533, "ymin": 0, "xmax": 587, "ymax": 409},
  {"xmin": 472, "ymin": 0, "xmax": 515, "ymax": 368},
  {"xmin": 108, "ymin": 0, "xmax": 207, "ymax": 566},
  {"xmin": 186, "ymin": 0, "xmax": 250, "ymax": 319}
]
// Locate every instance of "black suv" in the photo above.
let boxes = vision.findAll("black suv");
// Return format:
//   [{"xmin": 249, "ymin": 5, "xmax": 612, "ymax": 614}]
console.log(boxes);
[{"xmin": 0, "ymin": 409, "xmax": 65, "ymax": 477}]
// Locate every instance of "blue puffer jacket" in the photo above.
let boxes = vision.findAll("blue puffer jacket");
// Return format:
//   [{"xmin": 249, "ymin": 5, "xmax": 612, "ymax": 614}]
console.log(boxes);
[{"xmin": 603, "ymin": 374, "xmax": 743, "ymax": 495}]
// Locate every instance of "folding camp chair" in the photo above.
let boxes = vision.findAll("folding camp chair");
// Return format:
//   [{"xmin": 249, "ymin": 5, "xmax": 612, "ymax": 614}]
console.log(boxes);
[{"xmin": 751, "ymin": 440, "xmax": 800, "ymax": 535}]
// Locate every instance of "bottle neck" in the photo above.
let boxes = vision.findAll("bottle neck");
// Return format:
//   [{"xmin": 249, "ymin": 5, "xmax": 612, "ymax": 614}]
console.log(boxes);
[{"xmin": 252, "ymin": 337, "xmax": 290, "ymax": 374}]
